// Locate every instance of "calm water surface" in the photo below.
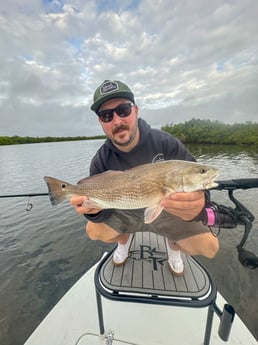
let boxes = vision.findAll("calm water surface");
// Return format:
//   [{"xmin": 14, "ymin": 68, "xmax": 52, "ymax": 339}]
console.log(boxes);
[{"xmin": 0, "ymin": 141, "xmax": 257, "ymax": 344}]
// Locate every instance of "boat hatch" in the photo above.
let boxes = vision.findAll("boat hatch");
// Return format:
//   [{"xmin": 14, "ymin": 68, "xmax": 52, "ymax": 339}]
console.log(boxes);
[{"xmin": 95, "ymin": 232, "xmax": 220, "ymax": 345}]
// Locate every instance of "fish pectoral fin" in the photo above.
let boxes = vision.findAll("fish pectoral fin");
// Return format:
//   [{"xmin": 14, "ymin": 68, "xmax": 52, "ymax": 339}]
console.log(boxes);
[
  {"xmin": 144, "ymin": 203, "xmax": 164, "ymax": 224},
  {"xmin": 82, "ymin": 199, "xmax": 102, "ymax": 209}
]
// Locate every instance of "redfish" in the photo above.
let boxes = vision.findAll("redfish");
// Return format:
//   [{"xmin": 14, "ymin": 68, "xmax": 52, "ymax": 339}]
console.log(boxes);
[{"xmin": 44, "ymin": 160, "xmax": 218, "ymax": 224}]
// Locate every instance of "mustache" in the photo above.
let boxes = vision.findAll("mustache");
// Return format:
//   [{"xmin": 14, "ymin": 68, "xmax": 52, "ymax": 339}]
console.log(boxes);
[{"xmin": 112, "ymin": 124, "xmax": 129, "ymax": 135}]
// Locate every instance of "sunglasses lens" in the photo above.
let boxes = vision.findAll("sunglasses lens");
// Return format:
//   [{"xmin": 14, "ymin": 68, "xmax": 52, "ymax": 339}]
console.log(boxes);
[
  {"xmin": 98, "ymin": 110, "xmax": 113, "ymax": 123},
  {"xmin": 116, "ymin": 103, "xmax": 132, "ymax": 117},
  {"xmin": 97, "ymin": 103, "xmax": 133, "ymax": 122}
]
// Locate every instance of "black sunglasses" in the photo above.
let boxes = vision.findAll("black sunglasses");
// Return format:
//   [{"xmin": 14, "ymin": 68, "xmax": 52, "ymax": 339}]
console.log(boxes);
[{"xmin": 97, "ymin": 103, "xmax": 134, "ymax": 123}]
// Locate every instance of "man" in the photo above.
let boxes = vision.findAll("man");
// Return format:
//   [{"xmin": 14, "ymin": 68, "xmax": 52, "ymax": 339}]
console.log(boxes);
[{"xmin": 71, "ymin": 80, "xmax": 219, "ymax": 276}]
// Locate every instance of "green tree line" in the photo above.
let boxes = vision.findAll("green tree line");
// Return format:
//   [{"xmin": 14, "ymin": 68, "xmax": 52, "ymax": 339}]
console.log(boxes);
[
  {"xmin": 0, "ymin": 135, "xmax": 106, "ymax": 146},
  {"xmin": 161, "ymin": 119, "xmax": 258, "ymax": 145},
  {"xmin": 1, "ymin": 119, "xmax": 258, "ymax": 146}
]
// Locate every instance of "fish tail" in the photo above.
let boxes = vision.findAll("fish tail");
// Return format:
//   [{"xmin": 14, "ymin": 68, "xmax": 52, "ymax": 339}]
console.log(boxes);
[{"xmin": 44, "ymin": 176, "xmax": 71, "ymax": 206}]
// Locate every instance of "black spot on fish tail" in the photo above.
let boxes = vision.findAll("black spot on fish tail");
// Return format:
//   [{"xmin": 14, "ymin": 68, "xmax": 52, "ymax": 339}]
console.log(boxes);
[{"xmin": 44, "ymin": 176, "xmax": 69, "ymax": 206}]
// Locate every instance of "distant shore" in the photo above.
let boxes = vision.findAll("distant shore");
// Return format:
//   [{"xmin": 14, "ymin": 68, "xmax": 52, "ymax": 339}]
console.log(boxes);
[
  {"xmin": 1, "ymin": 119, "xmax": 258, "ymax": 146},
  {"xmin": 0, "ymin": 135, "xmax": 106, "ymax": 146}
]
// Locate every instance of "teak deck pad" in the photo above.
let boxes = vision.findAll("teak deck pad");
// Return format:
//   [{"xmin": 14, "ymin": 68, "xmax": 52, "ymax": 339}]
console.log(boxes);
[{"xmin": 99, "ymin": 232, "xmax": 212, "ymax": 299}]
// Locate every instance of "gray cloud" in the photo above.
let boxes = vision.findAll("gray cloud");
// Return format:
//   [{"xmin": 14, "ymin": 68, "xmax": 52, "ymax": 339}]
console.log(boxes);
[{"xmin": 0, "ymin": 0, "xmax": 257, "ymax": 136}]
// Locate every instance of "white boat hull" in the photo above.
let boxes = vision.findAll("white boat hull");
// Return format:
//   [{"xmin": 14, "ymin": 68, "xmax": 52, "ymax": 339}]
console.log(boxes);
[{"xmin": 24, "ymin": 260, "xmax": 257, "ymax": 345}]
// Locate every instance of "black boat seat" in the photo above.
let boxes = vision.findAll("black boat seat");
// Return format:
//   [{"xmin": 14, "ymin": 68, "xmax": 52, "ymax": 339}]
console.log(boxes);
[{"xmin": 94, "ymin": 232, "xmax": 217, "ymax": 345}]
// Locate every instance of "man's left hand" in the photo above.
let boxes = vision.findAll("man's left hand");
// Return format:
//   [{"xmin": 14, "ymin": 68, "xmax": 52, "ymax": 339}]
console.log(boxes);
[{"xmin": 161, "ymin": 190, "xmax": 205, "ymax": 221}]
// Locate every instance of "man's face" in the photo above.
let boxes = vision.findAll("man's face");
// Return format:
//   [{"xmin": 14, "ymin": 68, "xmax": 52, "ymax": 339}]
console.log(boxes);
[{"xmin": 97, "ymin": 98, "xmax": 139, "ymax": 151}]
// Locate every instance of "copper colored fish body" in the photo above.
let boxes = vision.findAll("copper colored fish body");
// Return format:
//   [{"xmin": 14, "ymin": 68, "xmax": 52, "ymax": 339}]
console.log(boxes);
[{"xmin": 44, "ymin": 160, "xmax": 219, "ymax": 223}]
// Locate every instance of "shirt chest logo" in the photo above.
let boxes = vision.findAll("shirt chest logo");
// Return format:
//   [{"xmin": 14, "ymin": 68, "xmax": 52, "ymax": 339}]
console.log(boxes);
[{"xmin": 152, "ymin": 153, "xmax": 164, "ymax": 163}]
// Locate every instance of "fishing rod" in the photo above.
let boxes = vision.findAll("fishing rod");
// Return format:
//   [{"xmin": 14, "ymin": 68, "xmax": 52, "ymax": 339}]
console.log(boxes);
[
  {"xmin": 211, "ymin": 178, "xmax": 258, "ymax": 191},
  {"xmin": 0, "ymin": 193, "xmax": 49, "ymax": 211},
  {"xmin": 0, "ymin": 193, "xmax": 49, "ymax": 198},
  {"xmin": 1, "ymin": 178, "xmax": 257, "ymax": 199},
  {"xmin": 1, "ymin": 178, "xmax": 258, "ymax": 268}
]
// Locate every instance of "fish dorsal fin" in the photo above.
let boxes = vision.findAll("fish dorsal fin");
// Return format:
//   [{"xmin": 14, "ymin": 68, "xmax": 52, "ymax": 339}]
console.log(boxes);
[{"xmin": 77, "ymin": 170, "xmax": 124, "ymax": 185}]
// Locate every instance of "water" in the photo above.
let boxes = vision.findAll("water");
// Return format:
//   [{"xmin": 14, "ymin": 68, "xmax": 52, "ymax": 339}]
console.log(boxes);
[{"xmin": 0, "ymin": 141, "xmax": 257, "ymax": 344}]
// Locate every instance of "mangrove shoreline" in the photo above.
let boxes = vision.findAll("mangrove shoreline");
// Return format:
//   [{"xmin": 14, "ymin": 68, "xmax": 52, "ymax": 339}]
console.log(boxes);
[{"xmin": 1, "ymin": 119, "xmax": 258, "ymax": 146}]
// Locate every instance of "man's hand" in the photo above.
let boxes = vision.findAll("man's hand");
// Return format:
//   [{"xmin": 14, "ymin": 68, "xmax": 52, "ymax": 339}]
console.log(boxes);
[
  {"xmin": 70, "ymin": 196, "xmax": 102, "ymax": 215},
  {"xmin": 161, "ymin": 190, "xmax": 205, "ymax": 221}
]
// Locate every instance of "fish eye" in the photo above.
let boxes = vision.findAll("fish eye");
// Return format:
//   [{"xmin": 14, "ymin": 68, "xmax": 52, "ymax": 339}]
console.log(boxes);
[
  {"xmin": 61, "ymin": 183, "xmax": 66, "ymax": 189},
  {"xmin": 200, "ymin": 168, "xmax": 207, "ymax": 174}
]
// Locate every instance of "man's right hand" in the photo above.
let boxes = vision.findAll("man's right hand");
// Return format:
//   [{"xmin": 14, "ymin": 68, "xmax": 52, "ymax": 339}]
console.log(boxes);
[{"xmin": 70, "ymin": 196, "xmax": 102, "ymax": 215}]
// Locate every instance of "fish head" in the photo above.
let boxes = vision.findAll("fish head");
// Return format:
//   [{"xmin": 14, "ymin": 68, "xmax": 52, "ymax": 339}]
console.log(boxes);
[{"xmin": 164, "ymin": 161, "xmax": 219, "ymax": 192}]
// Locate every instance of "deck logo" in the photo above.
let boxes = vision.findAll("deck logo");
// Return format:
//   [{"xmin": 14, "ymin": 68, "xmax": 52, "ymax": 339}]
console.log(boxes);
[{"xmin": 129, "ymin": 245, "xmax": 167, "ymax": 271}]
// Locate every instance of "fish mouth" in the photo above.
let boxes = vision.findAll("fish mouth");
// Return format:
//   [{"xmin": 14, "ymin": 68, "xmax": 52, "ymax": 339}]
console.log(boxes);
[
  {"xmin": 203, "ymin": 181, "xmax": 218, "ymax": 189},
  {"xmin": 203, "ymin": 172, "xmax": 219, "ymax": 189}
]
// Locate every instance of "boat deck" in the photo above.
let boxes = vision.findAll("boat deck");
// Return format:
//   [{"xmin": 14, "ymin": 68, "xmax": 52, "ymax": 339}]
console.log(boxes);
[
  {"xmin": 24, "ymin": 233, "xmax": 257, "ymax": 345},
  {"xmin": 99, "ymin": 232, "xmax": 213, "ymax": 299}
]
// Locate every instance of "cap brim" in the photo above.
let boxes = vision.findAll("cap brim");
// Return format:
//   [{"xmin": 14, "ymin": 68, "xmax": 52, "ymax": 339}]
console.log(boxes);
[{"xmin": 91, "ymin": 91, "xmax": 135, "ymax": 113}]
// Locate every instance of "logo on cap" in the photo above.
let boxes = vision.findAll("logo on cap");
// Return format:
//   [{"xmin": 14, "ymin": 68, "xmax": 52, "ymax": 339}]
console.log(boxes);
[{"xmin": 100, "ymin": 81, "xmax": 119, "ymax": 95}]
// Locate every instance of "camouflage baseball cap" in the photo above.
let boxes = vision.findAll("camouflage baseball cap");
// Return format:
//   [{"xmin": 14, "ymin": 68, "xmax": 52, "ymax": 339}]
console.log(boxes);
[{"xmin": 90, "ymin": 80, "xmax": 135, "ymax": 113}]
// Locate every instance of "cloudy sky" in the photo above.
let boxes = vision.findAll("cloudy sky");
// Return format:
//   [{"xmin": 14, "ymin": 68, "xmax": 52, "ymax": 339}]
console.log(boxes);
[{"xmin": 1, "ymin": 0, "xmax": 257, "ymax": 137}]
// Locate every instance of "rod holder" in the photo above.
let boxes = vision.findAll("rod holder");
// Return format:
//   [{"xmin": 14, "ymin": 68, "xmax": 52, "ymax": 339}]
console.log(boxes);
[{"xmin": 218, "ymin": 304, "xmax": 235, "ymax": 341}]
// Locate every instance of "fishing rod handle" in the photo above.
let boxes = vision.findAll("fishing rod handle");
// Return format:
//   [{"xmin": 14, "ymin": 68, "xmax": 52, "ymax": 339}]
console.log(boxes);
[{"xmin": 202, "ymin": 207, "xmax": 237, "ymax": 229}]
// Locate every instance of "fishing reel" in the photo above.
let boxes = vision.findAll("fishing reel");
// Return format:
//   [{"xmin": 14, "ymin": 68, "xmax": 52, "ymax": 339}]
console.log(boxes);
[{"xmin": 206, "ymin": 179, "xmax": 258, "ymax": 269}]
